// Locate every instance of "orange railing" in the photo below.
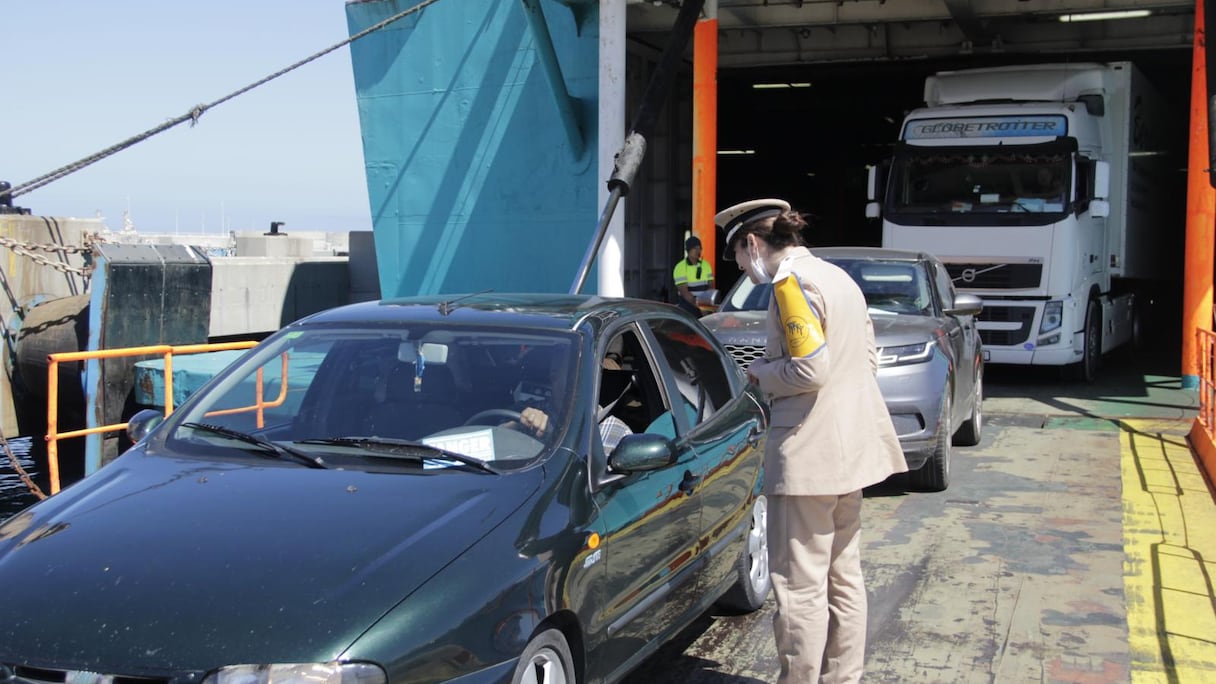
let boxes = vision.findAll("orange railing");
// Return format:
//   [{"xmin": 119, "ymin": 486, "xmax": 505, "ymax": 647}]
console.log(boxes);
[
  {"xmin": 1198, "ymin": 328, "xmax": 1216, "ymax": 439},
  {"xmin": 46, "ymin": 341, "xmax": 259, "ymax": 495},
  {"xmin": 1193, "ymin": 328, "xmax": 1216, "ymax": 488}
]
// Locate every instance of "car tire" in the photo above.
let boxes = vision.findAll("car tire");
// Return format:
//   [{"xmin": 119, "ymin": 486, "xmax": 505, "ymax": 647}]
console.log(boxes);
[
  {"xmin": 953, "ymin": 364, "xmax": 982, "ymax": 447},
  {"xmin": 511, "ymin": 628, "xmax": 575, "ymax": 684},
  {"xmin": 910, "ymin": 393, "xmax": 951, "ymax": 492},
  {"xmin": 716, "ymin": 494, "xmax": 771, "ymax": 613}
]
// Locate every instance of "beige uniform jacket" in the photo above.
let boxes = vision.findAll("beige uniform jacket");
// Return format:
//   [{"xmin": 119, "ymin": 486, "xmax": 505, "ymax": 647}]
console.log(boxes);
[{"xmin": 749, "ymin": 247, "xmax": 907, "ymax": 496}]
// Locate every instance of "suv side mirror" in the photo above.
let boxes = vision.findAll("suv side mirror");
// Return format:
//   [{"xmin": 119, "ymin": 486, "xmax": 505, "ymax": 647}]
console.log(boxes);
[{"xmin": 945, "ymin": 293, "xmax": 983, "ymax": 317}]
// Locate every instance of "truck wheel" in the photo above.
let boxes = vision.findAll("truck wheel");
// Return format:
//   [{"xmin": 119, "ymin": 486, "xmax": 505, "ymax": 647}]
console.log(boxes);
[
  {"xmin": 1079, "ymin": 302, "xmax": 1102, "ymax": 382},
  {"xmin": 1129, "ymin": 297, "xmax": 1147, "ymax": 352},
  {"xmin": 1065, "ymin": 302, "xmax": 1101, "ymax": 383},
  {"xmin": 910, "ymin": 393, "xmax": 951, "ymax": 492},
  {"xmin": 953, "ymin": 364, "xmax": 982, "ymax": 447}
]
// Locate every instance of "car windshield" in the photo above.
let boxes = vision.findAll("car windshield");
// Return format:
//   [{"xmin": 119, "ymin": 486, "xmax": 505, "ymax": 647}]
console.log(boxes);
[
  {"xmin": 719, "ymin": 258, "xmax": 933, "ymax": 317},
  {"xmin": 163, "ymin": 324, "xmax": 580, "ymax": 471}
]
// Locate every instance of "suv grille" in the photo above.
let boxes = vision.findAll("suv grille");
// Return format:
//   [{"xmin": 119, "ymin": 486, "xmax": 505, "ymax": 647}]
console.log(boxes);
[
  {"xmin": 946, "ymin": 263, "xmax": 1042, "ymax": 289},
  {"xmin": 724, "ymin": 344, "xmax": 765, "ymax": 369}
]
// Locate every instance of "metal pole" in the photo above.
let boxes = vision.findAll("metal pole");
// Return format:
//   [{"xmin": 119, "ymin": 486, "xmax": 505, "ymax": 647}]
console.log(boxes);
[{"xmin": 571, "ymin": 0, "xmax": 706, "ymax": 294}]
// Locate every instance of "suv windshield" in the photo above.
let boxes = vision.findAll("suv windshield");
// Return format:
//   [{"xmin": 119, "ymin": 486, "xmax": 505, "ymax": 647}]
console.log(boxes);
[
  {"xmin": 163, "ymin": 325, "xmax": 580, "ymax": 470},
  {"xmin": 720, "ymin": 257, "xmax": 933, "ymax": 317}
]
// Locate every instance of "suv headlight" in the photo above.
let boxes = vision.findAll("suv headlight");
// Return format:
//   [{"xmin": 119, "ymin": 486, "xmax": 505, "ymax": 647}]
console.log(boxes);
[
  {"xmin": 203, "ymin": 663, "xmax": 386, "ymax": 684},
  {"xmin": 1039, "ymin": 301, "xmax": 1063, "ymax": 334},
  {"xmin": 877, "ymin": 341, "xmax": 934, "ymax": 367}
]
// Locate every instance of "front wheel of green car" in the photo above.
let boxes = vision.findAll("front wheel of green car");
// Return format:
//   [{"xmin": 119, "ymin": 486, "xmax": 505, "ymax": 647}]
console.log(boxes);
[
  {"xmin": 717, "ymin": 494, "xmax": 771, "ymax": 613},
  {"xmin": 512, "ymin": 628, "xmax": 574, "ymax": 684}
]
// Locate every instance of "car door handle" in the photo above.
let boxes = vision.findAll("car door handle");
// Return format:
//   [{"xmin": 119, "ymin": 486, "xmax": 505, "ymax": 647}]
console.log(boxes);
[{"xmin": 679, "ymin": 470, "xmax": 700, "ymax": 495}]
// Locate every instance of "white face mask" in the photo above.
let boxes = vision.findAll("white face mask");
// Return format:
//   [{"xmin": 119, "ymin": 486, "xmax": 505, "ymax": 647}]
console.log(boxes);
[{"xmin": 746, "ymin": 238, "xmax": 773, "ymax": 284}]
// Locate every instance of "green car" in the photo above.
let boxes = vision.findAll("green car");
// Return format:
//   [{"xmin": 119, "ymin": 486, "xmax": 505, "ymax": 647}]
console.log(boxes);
[{"xmin": 0, "ymin": 294, "xmax": 770, "ymax": 684}]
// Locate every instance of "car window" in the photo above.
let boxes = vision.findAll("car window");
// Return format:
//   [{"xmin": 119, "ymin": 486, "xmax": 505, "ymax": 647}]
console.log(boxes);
[
  {"xmin": 720, "ymin": 276, "xmax": 771, "ymax": 312},
  {"xmin": 599, "ymin": 328, "xmax": 670, "ymax": 437},
  {"xmin": 164, "ymin": 325, "xmax": 581, "ymax": 470},
  {"xmin": 643, "ymin": 318, "xmax": 734, "ymax": 426}
]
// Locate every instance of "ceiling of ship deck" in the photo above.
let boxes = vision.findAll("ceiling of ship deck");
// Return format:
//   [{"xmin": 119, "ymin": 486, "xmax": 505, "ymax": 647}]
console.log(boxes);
[
  {"xmin": 625, "ymin": 0, "xmax": 1196, "ymax": 65},
  {"xmin": 620, "ymin": 0, "xmax": 1195, "ymax": 273}
]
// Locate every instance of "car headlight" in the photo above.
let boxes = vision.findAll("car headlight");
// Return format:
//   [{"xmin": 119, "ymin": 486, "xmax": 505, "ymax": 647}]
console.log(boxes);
[
  {"xmin": 1039, "ymin": 300, "xmax": 1063, "ymax": 334},
  {"xmin": 877, "ymin": 341, "xmax": 934, "ymax": 366},
  {"xmin": 202, "ymin": 663, "xmax": 386, "ymax": 684}
]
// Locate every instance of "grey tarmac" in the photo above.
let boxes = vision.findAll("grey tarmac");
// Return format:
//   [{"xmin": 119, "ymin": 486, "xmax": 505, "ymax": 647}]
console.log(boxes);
[{"xmin": 623, "ymin": 355, "xmax": 1203, "ymax": 683}]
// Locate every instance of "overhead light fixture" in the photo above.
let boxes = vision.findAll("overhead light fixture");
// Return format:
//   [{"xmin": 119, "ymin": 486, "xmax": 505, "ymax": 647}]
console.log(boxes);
[
  {"xmin": 1058, "ymin": 9, "xmax": 1151, "ymax": 22},
  {"xmin": 718, "ymin": 149, "xmax": 756, "ymax": 156},
  {"xmin": 752, "ymin": 82, "xmax": 811, "ymax": 89}
]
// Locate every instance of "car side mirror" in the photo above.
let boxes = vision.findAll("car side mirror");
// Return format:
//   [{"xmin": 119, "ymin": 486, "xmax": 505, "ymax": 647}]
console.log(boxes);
[
  {"xmin": 608, "ymin": 433, "xmax": 676, "ymax": 473},
  {"xmin": 865, "ymin": 201, "xmax": 881, "ymax": 219},
  {"xmin": 945, "ymin": 293, "xmax": 983, "ymax": 317},
  {"xmin": 127, "ymin": 408, "xmax": 165, "ymax": 444}
]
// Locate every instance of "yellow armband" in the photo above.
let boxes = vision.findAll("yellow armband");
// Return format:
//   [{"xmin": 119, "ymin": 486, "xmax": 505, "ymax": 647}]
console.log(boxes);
[{"xmin": 773, "ymin": 275, "xmax": 825, "ymax": 358}]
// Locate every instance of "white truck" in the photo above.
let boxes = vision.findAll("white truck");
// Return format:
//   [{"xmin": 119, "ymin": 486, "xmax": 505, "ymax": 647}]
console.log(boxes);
[{"xmin": 866, "ymin": 62, "xmax": 1170, "ymax": 381}]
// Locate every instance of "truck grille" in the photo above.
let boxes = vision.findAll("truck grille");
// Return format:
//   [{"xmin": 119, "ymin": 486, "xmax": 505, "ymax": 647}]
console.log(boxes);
[
  {"xmin": 724, "ymin": 344, "xmax": 765, "ymax": 369},
  {"xmin": 978, "ymin": 306, "xmax": 1036, "ymax": 346},
  {"xmin": 946, "ymin": 263, "xmax": 1042, "ymax": 289}
]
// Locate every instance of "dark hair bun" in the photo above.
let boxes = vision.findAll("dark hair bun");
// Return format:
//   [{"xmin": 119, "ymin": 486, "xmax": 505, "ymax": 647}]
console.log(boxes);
[{"xmin": 771, "ymin": 210, "xmax": 807, "ymax": 238}]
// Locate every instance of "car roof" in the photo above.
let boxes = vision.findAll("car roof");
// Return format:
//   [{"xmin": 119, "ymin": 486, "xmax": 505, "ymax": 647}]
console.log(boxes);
[
  {"xmin": 293, "ymin": 293, "xmax": 682, "ymax": 331},
  {"xmin": 811, "ymin": 246, "xmax": 930, "ymax": 262}
]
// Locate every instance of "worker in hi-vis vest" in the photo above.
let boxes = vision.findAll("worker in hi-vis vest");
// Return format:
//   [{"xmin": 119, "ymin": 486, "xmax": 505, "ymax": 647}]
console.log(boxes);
[{"xmin": 672, "ymin": 235, "xmax": 714, "ymax": 317}]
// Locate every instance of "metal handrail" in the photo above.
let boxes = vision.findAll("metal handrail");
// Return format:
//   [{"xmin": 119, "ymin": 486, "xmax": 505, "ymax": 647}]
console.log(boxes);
[
  {"xmin": 1197, "ymin": 328, "xmax": 1216, "ymax": 439},
  {"xmin": 46, "ymin": 340, "xmax": 258, "ymax": 495}
]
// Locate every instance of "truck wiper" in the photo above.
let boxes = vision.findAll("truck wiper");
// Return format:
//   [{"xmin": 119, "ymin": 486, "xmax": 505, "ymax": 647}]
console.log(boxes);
[
  {"xmin": 182, "ymin": 422, "xmax": 328, "ymax": 469},
  {"xmin": 296, "ymin": 437, "xmax": 498, "ymax": 474}
]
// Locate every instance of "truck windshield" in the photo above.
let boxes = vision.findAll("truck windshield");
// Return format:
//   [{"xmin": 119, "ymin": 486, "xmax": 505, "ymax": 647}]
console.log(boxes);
[{"xmin": 886, "ymin": 146, "xmax": 1072, "ymax": 216}]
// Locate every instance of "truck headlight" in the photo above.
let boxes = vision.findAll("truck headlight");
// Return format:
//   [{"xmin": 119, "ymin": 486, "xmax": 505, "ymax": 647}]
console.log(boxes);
[
  {"xmin": 1039, "ymin": 301, "xmax": 1063, "ymax": 334},
  {"xmin": 202, "ymin": 663, "xmax": 386, "ymax": 684},
  {"xmin": 877, "ymin": 341, "xmax": 934, "ymax": 366}
]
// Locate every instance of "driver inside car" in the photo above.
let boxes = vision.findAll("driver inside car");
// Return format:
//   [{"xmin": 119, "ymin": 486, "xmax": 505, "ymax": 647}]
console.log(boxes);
[{"xmin": 507, "ymin": 348, "xmax": 633, "ymax": 455}]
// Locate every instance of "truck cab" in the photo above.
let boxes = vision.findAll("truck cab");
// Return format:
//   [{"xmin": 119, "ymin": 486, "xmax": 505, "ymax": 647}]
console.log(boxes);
[{"xmin": 868, "ymin": 62, "xmax": 1163, "ymax": 381}]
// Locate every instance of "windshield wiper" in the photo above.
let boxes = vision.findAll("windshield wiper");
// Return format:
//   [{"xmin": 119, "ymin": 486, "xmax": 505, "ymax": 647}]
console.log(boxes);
[
  {"xmin": 296, "ymin": 437, "xmax": 498, "ymax": 474},
  {"xmin": 182, "ymin": 422, "xmax": 328, "ymax": 469}
]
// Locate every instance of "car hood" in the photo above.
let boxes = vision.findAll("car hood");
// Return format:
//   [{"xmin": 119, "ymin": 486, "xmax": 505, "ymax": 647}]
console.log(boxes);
[
  {"xmin": 702, "ymin": 309, "xmax": 942, "ymax": 348},
  {"xmin": 0, "ymin": 447, "xmax": 544, "ymax": 673}
]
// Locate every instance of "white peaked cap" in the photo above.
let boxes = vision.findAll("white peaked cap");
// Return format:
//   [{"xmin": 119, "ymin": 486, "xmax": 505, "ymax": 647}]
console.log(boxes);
[{"xmin": 714, "ymin": 198, "xmax": 792, "ymax": 259}]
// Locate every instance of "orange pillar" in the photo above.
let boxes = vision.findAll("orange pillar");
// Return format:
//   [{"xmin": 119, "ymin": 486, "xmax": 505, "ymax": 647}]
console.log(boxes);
[
  {"xmin": 692, "ymin": 5, "xmax": 718, "ymax": 268},
  {"xmin": 1183, "ymin": 0, "xmax": 1215, "ymax": 389}
]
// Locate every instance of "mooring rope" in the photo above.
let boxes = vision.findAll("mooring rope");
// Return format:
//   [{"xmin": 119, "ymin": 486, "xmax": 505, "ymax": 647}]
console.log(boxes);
[
  {"xmin": 1, "ymin": 436, "xmax": 46, "ymax": 501},
  {"xmin": 1, "ymin": 0, "xmax": 442, "ymax": 202}
]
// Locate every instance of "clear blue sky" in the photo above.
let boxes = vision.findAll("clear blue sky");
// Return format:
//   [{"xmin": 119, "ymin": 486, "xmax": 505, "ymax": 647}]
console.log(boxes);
[{"xmin": 3, "ymin": 1, "xmax": 372, "ymax": 234}]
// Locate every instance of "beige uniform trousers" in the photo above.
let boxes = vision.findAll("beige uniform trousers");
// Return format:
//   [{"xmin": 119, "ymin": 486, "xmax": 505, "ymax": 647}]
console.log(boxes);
[{"xmin": 769, "ymin": 491, "xmax": 866, "ymax": 684}]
